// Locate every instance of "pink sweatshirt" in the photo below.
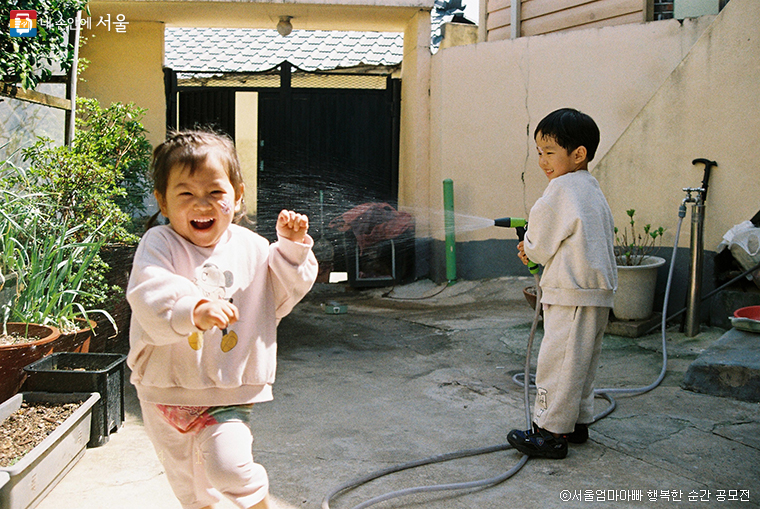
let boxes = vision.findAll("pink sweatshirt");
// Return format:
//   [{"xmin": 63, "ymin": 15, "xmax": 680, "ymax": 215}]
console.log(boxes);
[{"xmin": 127, "ymin": 224, "xmax": 318, "ymax": 407}]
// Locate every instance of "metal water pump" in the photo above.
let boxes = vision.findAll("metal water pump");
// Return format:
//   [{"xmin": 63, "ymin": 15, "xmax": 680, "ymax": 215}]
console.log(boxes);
[{"xmin": 683, "ymin": 158, "xmax": 717, "ymax": 337}]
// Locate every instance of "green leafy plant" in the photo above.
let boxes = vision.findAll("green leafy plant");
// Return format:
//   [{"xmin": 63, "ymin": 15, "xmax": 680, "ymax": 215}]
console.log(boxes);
[
  {"xmin": 0, "ymin": 157, "xmax": 46, "ymax": 274},
  {"xmin": 1, "ymin": 0, "xmax": 89, "ymax": 90},
  {"xmin": 0, "ymin": 170, "xmax": 115, "ymax": 334},
  {"xmin": 614, "ymin": 209, "xmax": 665, "ymax": 266},
  {"xmin": 0, "ymin": 98, "xmax": 149, "ymax": 335},
  {"xmin": 11, "ymin": 98, "xmax": 152, "ymax": 244},
  {"xmin": 1, "ymin": 219, "xmax": 116, "ymax": 334},
  {"xmin": 73, "ymin": 98, "xmax": 153, "ymax": 219},
  {"xmin": 17, "ymin": 139, "xmax": 133, "ymax": 243}
]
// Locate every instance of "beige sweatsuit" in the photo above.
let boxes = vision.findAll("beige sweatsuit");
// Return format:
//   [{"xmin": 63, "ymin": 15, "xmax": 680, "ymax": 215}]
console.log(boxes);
[{"xmin": 524, "ymin": 170, "xmax": 617, "ymax": 434}]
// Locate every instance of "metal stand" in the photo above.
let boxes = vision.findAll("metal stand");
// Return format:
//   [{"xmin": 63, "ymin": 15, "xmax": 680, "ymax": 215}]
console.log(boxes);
[
  {"xmin": 683, "ymin": 187, "xmax": 704, "ymax": 337},
  {"xmin": 355, "ymin": 239, "xmax": 396, "ymax": 283}
]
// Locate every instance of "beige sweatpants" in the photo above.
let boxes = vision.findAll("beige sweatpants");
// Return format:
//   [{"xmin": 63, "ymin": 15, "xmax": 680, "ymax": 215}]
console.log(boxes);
[{"xmin": 533, "ymin": 304, "xmax": 609, "ymax": 435}]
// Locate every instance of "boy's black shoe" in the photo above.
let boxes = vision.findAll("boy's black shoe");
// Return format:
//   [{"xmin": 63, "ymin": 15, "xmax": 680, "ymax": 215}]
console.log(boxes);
[
  {"xmin": 565, "ymin": 423, "xmax": 589, "ymax": 444},
  {"xmin": 507, "ymin": 426, "xmax": 568, "ymax": 459}
]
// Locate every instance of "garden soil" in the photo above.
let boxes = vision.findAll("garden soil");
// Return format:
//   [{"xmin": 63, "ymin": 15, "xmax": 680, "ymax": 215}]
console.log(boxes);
[{"xmin": 0, "ymin": 401, "xmax": 81, "ymax": 467}]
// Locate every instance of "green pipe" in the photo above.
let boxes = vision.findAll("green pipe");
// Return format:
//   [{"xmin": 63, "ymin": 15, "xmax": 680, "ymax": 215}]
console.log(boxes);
[{"xmin": 443, "ymin": 178, "xmax": 456, "ymax": 284}]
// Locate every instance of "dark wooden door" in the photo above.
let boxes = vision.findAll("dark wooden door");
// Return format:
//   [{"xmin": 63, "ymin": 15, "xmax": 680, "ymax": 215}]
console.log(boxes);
[{"xmin": 177, "ymin": 89, "xmax": 236, "ymax": 138}]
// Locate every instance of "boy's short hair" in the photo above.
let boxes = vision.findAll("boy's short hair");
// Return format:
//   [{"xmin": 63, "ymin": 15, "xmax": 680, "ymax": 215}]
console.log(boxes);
[{"xmin": 534, "ymin": 108, "xmax": 600, "ymax": 162}]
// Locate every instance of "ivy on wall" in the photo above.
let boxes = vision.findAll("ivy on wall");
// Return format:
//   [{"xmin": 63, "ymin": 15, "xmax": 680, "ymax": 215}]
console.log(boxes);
[{"xmin": 1, "ymin": 0, "xmax": 88, "ymax": 90}]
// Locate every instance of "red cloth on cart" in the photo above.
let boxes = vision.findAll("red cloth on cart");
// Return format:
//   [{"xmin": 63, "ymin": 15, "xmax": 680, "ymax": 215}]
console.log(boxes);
[{"xmin": 329, "ymin": 203, "xmax": 414, "ymax": 253}]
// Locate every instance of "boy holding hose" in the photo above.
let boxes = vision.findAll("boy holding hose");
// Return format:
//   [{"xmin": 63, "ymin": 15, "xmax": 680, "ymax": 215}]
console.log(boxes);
[{"xmin": 508, "ymin": 108, "xmax": 617, "ymax": 459}]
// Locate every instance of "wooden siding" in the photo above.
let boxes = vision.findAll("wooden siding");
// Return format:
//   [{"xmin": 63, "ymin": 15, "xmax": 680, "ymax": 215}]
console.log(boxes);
[{"xmin": 487, "ymin": 0, "xmax": 651, "ymax": 41}]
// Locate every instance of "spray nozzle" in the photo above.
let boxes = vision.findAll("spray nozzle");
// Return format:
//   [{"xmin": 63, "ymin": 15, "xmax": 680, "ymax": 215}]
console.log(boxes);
[
  {"xmin": 494, "ymin": 217, "xmax": 528, "ymax": 241},
  {"xmin": 493, "ymin": 217, "xmax": 539, "ymax": 275},
  {"xmin": 494, "ymin": 217, "xmax": 527, "ymax": 228}
]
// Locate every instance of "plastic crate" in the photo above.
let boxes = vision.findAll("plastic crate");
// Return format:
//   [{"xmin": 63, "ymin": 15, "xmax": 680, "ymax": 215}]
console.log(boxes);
[{"xmin": 23, "ymin": 353, "xmax": 126, "ymax": 448}]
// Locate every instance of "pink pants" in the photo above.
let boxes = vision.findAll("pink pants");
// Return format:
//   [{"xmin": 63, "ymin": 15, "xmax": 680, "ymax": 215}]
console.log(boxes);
[{"xmin": 140, "ymin": 401, "xmax": 269, "ymax": 509}]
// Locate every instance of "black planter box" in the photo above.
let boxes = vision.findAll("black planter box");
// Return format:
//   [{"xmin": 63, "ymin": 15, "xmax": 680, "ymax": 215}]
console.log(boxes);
[{"xmin": 23, "ymin": 353, "xmax": 126, "ymax": 448}]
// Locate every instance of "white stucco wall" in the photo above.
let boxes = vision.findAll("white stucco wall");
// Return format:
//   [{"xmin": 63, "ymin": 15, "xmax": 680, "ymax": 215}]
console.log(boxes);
[
  {"xmin": 594, "ymin": 0, "xmax": 760, "ymax": 252},
  {"xmin": 425, "ymin": 15, "xmax": 718, "ymax": 245}
]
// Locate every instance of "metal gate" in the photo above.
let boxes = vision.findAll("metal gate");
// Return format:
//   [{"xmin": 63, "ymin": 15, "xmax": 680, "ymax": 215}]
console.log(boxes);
[
  {"xmin": 167, "ymin": 65, "xmax": 401, "ymax": 241},
  {"xmin": 176, "ymin": 88, "xmax": 236, "ymax": 138},
  {"xmin": 257, "ymin": 84, "xmax": 400, "ymax": 240}
]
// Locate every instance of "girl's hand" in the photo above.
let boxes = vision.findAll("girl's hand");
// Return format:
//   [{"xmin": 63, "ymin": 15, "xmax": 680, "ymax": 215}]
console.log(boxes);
[
  {"xmin": 517, "ymin": 241, "xmax": 529, "ymax": 266},
  {"xmin": 276, "ymin": 209, "xmax": 309, "ymax": 243},
  {"xmin": 193, "ymin": 299, "xmax": 239, "ymax": 331}
]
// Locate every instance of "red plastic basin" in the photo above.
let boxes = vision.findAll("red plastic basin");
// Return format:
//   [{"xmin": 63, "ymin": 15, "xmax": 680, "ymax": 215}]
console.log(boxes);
[{"xmin": 734, "ymin": 305, "xmax": 760, "ymax": 321}]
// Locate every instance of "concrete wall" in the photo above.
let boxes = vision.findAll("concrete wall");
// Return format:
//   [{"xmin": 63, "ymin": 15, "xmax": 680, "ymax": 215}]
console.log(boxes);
[
  {"xmin": 426, "ymin": 15, "xmax": 713, "ymax": 248},
  {"xmin": 78, "ymin": 20, "xmax": 166, "ymax": 147},
  {"xmin": 422, "ymin": 0, "xmax": 759, "ymax": 323}
]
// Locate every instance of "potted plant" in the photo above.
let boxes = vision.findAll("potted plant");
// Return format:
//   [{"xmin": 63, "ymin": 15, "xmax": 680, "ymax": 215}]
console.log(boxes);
[
  {"xmin": 613, "ymin": 209, "xmax": 666, "ymax": 321},
  {"xmin": 13, "ymin": 98, "xmax": 151, "ymax": 351},
  {"xmin": 0, "ymin": 218, "xmax": 116, "ymax": 347},
  {"xmin": 0, "ymin": 182, "xmax": 63, "ymax": 402},
  {"xmin": 0, "ymin": 324, "xmax": 61, "ymax": 403},
  {"xmin": 0, "ymin": 166, "xmax": 115, "ymax": 403}
]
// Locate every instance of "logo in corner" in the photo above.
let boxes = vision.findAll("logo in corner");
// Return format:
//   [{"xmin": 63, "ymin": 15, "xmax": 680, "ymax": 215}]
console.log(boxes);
[{"xmin": 10, "ymin": 10, "xmax": 37, "ymax": 37}]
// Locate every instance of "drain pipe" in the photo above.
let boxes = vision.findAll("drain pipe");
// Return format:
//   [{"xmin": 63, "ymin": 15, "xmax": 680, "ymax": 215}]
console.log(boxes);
[{"xmin": 443, "ymin": 179, "xmax": 457, "ymax": 285}]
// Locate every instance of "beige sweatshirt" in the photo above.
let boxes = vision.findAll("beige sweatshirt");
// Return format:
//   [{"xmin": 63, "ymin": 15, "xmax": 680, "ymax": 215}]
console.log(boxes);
[
  {"xmin": 524, "ymin": 170, "xmax": 617, "ymax": 308},
  {"xmin": 127, "ymin": 224, "xmax": 317, "ymax": 407}
]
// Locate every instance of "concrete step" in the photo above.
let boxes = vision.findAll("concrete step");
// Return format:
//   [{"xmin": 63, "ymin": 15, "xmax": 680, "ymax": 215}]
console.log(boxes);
[{"xmin": 682, "ymin": 328, "xmax": 760, "ymax": 402}]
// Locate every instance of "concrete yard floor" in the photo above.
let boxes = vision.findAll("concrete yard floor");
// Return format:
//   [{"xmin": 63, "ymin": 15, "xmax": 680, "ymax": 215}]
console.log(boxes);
[{"xmin": 37, "ymin": 277, "xmax": 759, "ymax": 509}]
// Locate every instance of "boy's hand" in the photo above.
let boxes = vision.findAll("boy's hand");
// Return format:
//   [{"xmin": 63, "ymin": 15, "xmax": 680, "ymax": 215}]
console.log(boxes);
[
  {"xmin": 277, "ymin": 209, "xmax": 309, "ymax": 243},
  {"xmin": 517, "ymin": 241, "xmax": 529, "ymax": 266},
  {"xmin": 194, "ymin": 299, "xmax": 239, "ymax": 331}
]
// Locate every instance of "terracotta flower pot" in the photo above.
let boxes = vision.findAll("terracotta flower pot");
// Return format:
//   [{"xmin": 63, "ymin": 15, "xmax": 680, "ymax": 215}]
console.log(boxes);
[
  {"xmin": 53, "ymin": 319, "xmax": 96, "ymax": 353},
  {"xmin": 0, "ymin": 324, "xmax": 61, "ymax": 403}
]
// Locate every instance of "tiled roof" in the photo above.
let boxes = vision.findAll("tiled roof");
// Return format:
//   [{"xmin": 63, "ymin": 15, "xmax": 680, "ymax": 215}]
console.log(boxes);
[{"xmin": 165, "ymin": 27, "xmax": 404, "ymax": 72}]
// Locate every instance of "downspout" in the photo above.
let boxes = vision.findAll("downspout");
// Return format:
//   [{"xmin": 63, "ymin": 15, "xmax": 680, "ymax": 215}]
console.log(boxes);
[
  {"xmin": 443, "ymin": 179, "xmax": 456, "ymax": 285},
  {"xmin": 511, "ymin": 0, "xmax": 521, "ymax": 39}
]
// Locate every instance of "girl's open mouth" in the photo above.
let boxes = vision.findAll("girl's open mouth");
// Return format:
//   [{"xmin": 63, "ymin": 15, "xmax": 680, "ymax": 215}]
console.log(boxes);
[{"xmin": 191, "ymin": 218, "xmax": 215, "ymax": 230}]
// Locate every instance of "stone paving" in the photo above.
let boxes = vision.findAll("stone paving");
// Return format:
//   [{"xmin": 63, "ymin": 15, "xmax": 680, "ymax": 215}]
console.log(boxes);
[{"xmin": 36, "ymin": 278, "xmax": 760, "ymax": 509}]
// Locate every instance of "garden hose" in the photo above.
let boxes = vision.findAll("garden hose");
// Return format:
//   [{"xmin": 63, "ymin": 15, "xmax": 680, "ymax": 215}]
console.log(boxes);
[
  {"xmin": 321, "ymin": 275, "xmax": 540, "ymax": 509},
  {"xmin": 322, "ymin": 212, "xmax": 686, "ymax": 509}
]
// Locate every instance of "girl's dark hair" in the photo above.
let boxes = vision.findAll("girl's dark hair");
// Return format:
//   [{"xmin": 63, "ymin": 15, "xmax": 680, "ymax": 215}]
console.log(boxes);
[
  {"xmin": 146, "ymin": 130, "xmax": 247, "ymax": 229},
  {"xmin": 534, "ymin": 108, "xmax": 600, "ymax": 162}
]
